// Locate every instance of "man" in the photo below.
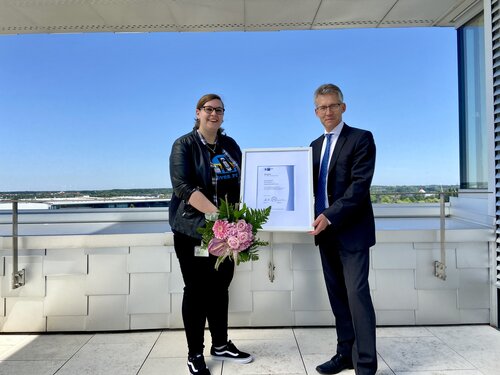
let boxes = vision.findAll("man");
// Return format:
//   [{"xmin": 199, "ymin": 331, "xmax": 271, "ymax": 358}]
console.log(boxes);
[{"xmin": 309, "ymin": 83, "xmax": 377, "ymax": 375}]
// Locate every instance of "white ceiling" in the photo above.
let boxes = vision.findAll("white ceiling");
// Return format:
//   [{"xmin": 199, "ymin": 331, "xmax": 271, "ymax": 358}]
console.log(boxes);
[{"xmin": 0, "ymin": 0, "xmax": 482, "ymax": 35}]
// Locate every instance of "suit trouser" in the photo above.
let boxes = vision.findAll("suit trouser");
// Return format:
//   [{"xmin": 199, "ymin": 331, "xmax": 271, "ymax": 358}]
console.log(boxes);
[
  {"xmin": 318, "ymin": 237, "xmax": 377, "ymax": 375},
  {"xmin": 173, "ymin": 231, "xmax": 234, "ymax": 356}
]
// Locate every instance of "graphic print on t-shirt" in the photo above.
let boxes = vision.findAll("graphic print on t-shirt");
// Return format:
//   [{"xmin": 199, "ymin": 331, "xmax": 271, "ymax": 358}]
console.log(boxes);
[{"xmin": 212, "ymin": 154, "xmax": 238, "ymax": 181}]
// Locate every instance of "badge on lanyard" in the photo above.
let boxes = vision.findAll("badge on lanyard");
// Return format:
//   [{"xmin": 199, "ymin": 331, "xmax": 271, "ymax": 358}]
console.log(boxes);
[{"xmin": 194, "ymin": 246, "xmax": 209, "ymax": 257}]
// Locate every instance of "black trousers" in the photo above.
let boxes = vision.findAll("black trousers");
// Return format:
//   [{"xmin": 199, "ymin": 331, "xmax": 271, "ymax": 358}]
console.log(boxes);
[
  {"xmin": 318, "ymin": 236, "xmax": 377, "ymax": 375},
  {"xmin": 173, "ymin": 231, "xmax": 235, "ymax": 356}
]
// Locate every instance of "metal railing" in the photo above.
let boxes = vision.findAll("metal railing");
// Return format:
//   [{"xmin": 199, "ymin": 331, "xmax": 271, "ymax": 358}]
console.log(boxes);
[
  {"xmin": 1, "ymin": 191, "xmax": 492, "ymax": 286},
  {"xmin": 11, "ymin": 201, "xmax": 25, "ymax": 289}
]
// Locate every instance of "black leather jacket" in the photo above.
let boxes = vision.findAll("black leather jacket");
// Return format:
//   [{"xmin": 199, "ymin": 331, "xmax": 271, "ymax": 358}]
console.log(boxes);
[{"xmin": 169, "ymin": 129, "xmax": 242, "ymax": 238}]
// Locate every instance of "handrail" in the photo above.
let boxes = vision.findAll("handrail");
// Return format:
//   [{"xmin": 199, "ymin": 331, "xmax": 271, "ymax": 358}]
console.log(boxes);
[
  {"xmin": 435, "ymin": 193, "xmax": 447, "ymax": 280},
  {"xmin": 11, "ymin": 201, "xmax": 25, "ymax": 289},
  {"xmin": 2, "ymin": 191, "xmax": 493, "ymax": 285}
]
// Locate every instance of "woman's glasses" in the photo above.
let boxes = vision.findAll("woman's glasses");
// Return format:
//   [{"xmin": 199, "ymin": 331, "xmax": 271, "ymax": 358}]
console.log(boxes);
[{"xmin": 202, "ymin": 106, "xmax": 225, "ymax": 115}]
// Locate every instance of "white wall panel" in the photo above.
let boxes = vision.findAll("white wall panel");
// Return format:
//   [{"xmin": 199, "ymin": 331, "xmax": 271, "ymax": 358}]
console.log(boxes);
[
  {"xmin": 251, "ymin": 291, "xmax": 293, "ymax": 326},
  {"xmin": 44, "ymin": 275, "xmax": 87, "ymax": 316},
  {"xmin": 44, "ymin": 249, "xmax": 87, "ymax": 276},
  {"xmin": 47, "ymin": 316, "xmax": 87, "ymax": 332},
  {"xmin": 3, "ymin": 298, "xmax": 45, "ymax": 332},
  {"xmin": 86, "ymin": 295, "xmax": 129, "ymax": 331},
  {"xmin": 415, "ymin": 248, "xmax": 459, "ymax": 289},
  {"xmin": 128, "ymin": 246, "xmax": 171, "ymax": 273},
  {"xmin": 1, "ymin": 256, "xmax": 45, "ymax": 298},
  {"xmin": 86, "ymin": 254, "xmax": 129, "ymax": 295},
  {"xmin": 372, "ymin": 270, "xmax": 418, "ymax": 310},
  {"xmin": 291, "ymin": 270, "xmax": 330, "ymax": 311},
  {"xmin": 128, "ymin": 273, "xmax": 170, "ymax": 314},
  {"xmin": 416, "ymin": 290, "xmax": 460, "ymax": 324}
]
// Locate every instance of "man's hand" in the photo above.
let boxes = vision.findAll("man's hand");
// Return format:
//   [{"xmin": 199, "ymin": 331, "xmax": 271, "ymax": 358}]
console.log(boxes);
[{"xmin": 309, "ymin": 214, "xmax": 330, "ymax": 235}]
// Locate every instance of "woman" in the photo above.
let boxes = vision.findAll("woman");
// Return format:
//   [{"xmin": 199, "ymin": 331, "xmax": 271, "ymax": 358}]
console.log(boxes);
[{"xmin": 169, "ymin": 94, "xmax": 253, "ymax": 375}]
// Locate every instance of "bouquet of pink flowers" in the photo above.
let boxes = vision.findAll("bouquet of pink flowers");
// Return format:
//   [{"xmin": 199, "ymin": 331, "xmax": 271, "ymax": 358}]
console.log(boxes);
[{"xmin": 197, "ymin": 199, "xmax": 271, "ymax": 270}]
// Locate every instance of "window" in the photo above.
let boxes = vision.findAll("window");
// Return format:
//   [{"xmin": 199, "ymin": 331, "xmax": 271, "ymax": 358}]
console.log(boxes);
[{"xmin": 458, "ymin": 13, "xmax": 487, "ymax": 189}]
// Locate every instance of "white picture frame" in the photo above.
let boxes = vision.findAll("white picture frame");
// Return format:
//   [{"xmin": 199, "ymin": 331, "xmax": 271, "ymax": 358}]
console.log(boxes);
[{"xmin": 240, "ymin": 147, "xmax": 314, "ymax": 231}]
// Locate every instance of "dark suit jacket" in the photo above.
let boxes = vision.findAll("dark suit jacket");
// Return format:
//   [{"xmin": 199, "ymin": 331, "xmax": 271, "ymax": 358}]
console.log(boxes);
[{"xmin": 310, "ymin": 124, "xmax": 376, "ymax": 250}]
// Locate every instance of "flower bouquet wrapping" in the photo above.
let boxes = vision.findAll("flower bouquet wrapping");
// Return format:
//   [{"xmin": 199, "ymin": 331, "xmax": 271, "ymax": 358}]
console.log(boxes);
[{"xmin": 197, "ymin": 199, "xmax": 271, "ymax": 270}]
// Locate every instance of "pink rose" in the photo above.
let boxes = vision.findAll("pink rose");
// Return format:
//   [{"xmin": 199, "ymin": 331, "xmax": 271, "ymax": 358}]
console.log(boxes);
[
  {"xmin": 235, "ymin": 219, "xmax": 247, "ymax": 232},
  {"xmin": 227, "ymin": 236, "xmax": 240, "ymax": 250},
  {"xmin": 226, "ymin": 223, "xmax": 238, "ymax": 237},
  {"xmin": 237, "ymin": 231, "xmax": 252, "ymax": 249}
]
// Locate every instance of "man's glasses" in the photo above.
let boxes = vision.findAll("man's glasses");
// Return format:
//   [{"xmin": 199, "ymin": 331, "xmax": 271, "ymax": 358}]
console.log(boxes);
[
  {"xmin": 315, "ymin": 103, "xmax": 342, "ymax": 114},
  {"xmin": 202, "ymin": 106, "xmax": 225, "ymax": 115}
]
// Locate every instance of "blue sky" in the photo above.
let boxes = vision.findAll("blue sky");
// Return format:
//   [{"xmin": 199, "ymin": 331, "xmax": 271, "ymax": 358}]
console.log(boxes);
[{"xmin": 0, "ymin": 27, "xmax": 458, "ymax": 191}]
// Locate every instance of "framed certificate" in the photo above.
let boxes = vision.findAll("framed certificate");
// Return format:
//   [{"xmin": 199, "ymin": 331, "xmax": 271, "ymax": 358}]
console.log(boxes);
[{"xmin": 240, "ymin": 147, "xmax": 314, "ymax": 231}]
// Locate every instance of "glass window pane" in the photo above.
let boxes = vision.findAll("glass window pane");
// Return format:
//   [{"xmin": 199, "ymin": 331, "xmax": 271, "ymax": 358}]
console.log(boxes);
[{"xmin": 458, "ymin": 13, "xmax": 487, "ymax": 189}]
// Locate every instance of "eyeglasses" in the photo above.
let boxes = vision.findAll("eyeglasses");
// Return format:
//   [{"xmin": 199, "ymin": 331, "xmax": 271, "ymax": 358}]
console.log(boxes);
[
  {"xmin": 202, "ymin": 106, "xmax": 225, "ymax": 115},
  {"xmin": 315, "ymin": 103, "xmax": 342, "ymax": 114}
]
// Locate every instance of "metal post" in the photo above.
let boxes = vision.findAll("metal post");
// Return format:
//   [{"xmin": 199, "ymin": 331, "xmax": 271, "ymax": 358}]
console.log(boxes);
[
  {"xmin": 434, "ymin": 193, "xmax": 447, "ymax": 280},
  {"xmin": 12, "ymin": 201, "xmax": 25, "ymax": 289}
]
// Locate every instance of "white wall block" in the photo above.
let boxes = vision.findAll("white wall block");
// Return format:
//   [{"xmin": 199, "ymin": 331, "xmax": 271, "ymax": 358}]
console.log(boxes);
[
  {"xmin": 368, "ymin": 262, "xmax": 376, "ymax": 290},
  {"xmin": 43, "ymin": 249, "xmax": 87, "ymax": 275},
  {"xmin": 128, "ymin": 273, "xmax": 170, "ymax": 314},
  {"xmin": 47, "ymin": 316, "xmax": 87, "ymax": 331},
  {"xmin": 169, "ymin": 257, "xmax": 184, "ymax": 293},
  {"xmin": 415, "ymin": 248, "xmax": 459, "ymax": 289},
  {"xmin": 459, "ymin": 309, "xmax": 489, "ymax": 324},
  {"xmin": 1, "ymin": 256, "xmax": 45, "ymax": 298},
  {"xmin": 291, "ymin": 244, "xmax": 322, "ymax": 270},
  {"xmin": 456, "ymin": 243, "xmax": 489, "ymax": 268},
  {"xmin": 371, "ymin": 243, "xmax": 416, "ymax": 269},
  {"xmin": 128, "ymin": 246, "xmax": 171, "ymax": 273},
  {"xmin": 228, "ymin": 312, "xmax": 252, "ymax": 327},
  {"xmin": 0, "ymin": 298, "xmax": 4, "ymax": 317},
  {"xmin": 291, "ymin": 270, "xmax": 330, "ymax": 311},
  {"xmin": 86, "ymin": 295, "xmax": 129, "ymax": 331},
  {"xmin": 84, "ymin": 247, "xmax": 129, "ymax": 255},
  {"xmin": 86, "ymin": 254, "xmax": 129, "ymax": 295},
  {"xmin": 130, "ymin": 314, "xmax": 170, "ymax": 330},
  {"xmin": 251, "ymin": 247, "xmax": 293, "ymax": 291},
  {"xmin": 3, "ymin": 298, "xmax": 46, "ymax": 332},
  {"xmin": 44, "ymin": 275, "xmax": 87, "ymax": 316},
  {"xmin": 294, "ymin": 310, "xmax": 334, "ymax": 326},
  {"xmin": 372, "ymin": 269, "xmax": 417, "ymax": 310},
  {"xmin": 457, "ymin": 269, "xmax": 490, "ymax": 309},
  {"xmin": 375, "ymin": 310, "xmax": 416, "ymax": 326},
  {"xmin": 251, "ymin": 291, "xmax": 293, "ymax": 326},
  {"xmin": 229, "ymin": 271, "xmax": 252, "ymax": 312},
  {"xmin": 169, "ymin": 293, "xmax": 184, "ymax": 329},
  {"xmin": 416, "ymin": 290, "xmax": 460, "ymax": 324}
]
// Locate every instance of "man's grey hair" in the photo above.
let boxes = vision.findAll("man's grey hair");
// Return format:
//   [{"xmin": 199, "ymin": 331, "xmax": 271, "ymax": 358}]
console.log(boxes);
[{"xmin": 314, "ymin": 84, "xmax": 344, "ymax": 103}]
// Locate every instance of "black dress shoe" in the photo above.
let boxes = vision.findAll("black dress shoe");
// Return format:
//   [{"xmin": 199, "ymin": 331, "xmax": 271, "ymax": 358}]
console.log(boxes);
[{"xmin": 316, "ymin": 353, "xmax": 354, "ymax": 374}]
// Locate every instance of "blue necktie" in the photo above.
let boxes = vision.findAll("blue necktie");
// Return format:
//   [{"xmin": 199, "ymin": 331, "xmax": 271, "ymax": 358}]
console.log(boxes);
[{"xmin": 315, "ymin": 133, "xmax": 332, "ymax": 215}]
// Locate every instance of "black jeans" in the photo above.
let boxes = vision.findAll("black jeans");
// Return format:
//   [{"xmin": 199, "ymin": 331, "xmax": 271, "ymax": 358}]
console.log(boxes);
[{"xmin": 173, "ymin": 231, "xmax": 235, "ymax": 356}]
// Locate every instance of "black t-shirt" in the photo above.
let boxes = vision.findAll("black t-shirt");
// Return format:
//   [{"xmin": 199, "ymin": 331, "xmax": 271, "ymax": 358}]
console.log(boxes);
[{"xmin": 208, "ymin": 144, "xmax": 240, "ymax": 204}]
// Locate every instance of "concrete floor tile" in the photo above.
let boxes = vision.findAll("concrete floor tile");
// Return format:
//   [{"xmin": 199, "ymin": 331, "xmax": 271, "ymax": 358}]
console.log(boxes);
[
  {"xmin": 0, "ymin": 334, "xmax": 91, "ymax": 360},
  {"xmin": 139, "ymin": 357, "xmax": 223, "ymax": 375},
  {"xmin": 0, "ymin": 360, "xmax": 65, "ymax": 375},
  {"xmin": 293, "ymin": 327, "xmax": 337, "ymax": 355},
  {"xmin": 221, "ymin": 338, "xmax": 305, "ymax": 374},
  {"xmin": 376, "ymin": 326, "xmax": 433, "ymax": 338},
  {"xmin": 377, "ymin": 336, "xmax": 475, "ymax": 372},
  {"xmin": 56, "ymin": 342, "xmax": 152, "ymax": 375},
  {"xmin": 394, "ymin": 371, "xmax": 484, "ymax": 375}
]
